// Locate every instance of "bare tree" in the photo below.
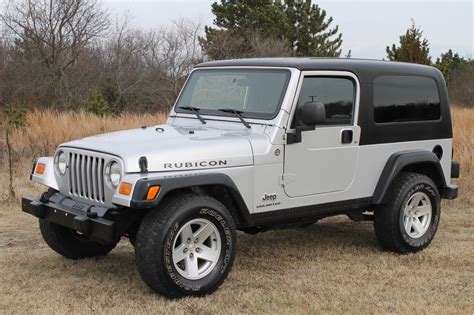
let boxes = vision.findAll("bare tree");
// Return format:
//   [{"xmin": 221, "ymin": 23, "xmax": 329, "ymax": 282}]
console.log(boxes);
[
  {"xmin": 200, "ymin": 29, "xmax": 293, "ymax": 61},
  {"xmin": 449, "ymin": 62, "xmax": 474, "ymax": 108},
  {"xmin": 0, "ymin": 4, "xmax": 203, "ymax": 113},
  {"xmin": 100, "ymin": 17, "xmax": 152, "ymax": 112},
  {"xmin": 199, "ymin": 29, "xmax": 251, "ymax": 61},
  {"xmin": 100, "ymin": 18, "xmax": 203, "ymax": 112},
  {"xmin": 249, "ymin": 32, "xmax": 292, "ymax": 58},
  {"xmin": 1, "ymin": 0, "xmax": 109, "ymax": 107},
  {"xmin": 155, "ymin": 19, "xmax": 203, "ymax": 108}
]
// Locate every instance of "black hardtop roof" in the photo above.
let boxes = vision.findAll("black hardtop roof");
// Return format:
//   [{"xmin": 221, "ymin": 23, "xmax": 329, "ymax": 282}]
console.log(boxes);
[{"xmin": 196, "ymin": 58, "xmax": 441, "ymax": 83}]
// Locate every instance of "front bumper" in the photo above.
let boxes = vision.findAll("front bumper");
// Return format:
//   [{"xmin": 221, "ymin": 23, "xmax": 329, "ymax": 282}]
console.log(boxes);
[{"xmin": 22, "ymin": 192, "xmax": 136, "ymax": 244}]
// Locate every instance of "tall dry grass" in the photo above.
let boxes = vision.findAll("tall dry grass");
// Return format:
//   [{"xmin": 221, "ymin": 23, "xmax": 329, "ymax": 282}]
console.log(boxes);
[
  {"xmin": 452, "ymin": 107, "xmax": 474, "ymax": 172},
  {"xmin": 3, "ymin": 109, "xmax": 167, "ymax": 158},
  {"xmin": 1, "ymin": 107, "xmax": 473, "ymax": 201},
  {"xmin": 451, "ymin": 106, "xmax": 474, "ymax": 201}
]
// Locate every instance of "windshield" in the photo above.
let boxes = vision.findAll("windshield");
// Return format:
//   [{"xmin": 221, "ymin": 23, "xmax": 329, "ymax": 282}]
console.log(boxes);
[{"xmin": 175, "ymin": 69, "xmax": 290, "ymax": 119}]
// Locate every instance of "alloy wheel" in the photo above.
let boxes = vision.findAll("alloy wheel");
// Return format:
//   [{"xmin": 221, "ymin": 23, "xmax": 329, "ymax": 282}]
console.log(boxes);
[{"xmin": 172, "ymin": 218, "xmax": 221, "ymax": 280}]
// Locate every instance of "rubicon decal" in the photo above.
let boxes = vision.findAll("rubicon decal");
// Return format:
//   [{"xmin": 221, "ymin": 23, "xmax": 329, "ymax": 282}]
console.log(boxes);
[{"xmin": 164, "ymin": 160, "xmax": 227, "ymax": 169}]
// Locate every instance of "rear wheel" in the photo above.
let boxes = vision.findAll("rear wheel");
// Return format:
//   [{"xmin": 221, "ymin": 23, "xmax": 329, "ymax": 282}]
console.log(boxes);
[
  {"xmin": 39, "ymin": 220, "xmax": 117, "ymax": 259},
  {"xmin": 135, "ymin": 194, "xmax": 236, "ymax": 298},
  {"xmin": 374, "ymin": 172, "xmax": 441, "ymax": 254}
]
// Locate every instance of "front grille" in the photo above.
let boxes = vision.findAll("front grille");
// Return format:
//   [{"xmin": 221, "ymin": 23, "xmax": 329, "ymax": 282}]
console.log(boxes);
[{"xmin": 68, "ymin": 152, "xmax": 106, "ymax": 203}]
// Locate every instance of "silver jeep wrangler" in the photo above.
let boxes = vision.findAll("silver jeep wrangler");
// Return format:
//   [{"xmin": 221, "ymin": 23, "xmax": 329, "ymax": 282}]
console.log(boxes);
[{"xmin": 23, "ymin": 58, "xmax": 460, "ymax": 298}]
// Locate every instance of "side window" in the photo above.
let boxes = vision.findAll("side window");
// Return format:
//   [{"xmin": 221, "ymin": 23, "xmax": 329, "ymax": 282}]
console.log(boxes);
[
  {"xmin": 374, "ymin": 76, "xmax": 441, "ymax": 123},
  {"xmin": 292, "ymin": 76, "xmax": 355, "ymax": 128}
]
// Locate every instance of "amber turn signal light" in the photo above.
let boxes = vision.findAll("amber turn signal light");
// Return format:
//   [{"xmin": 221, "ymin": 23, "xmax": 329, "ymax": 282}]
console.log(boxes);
[
  {"xmin": 35, "ymin": 163, "xmax": 46, "ymax": 175},
  {"xmin": 146, "ymin": 186, "xmax": 160, "ymax": 200},
  {"xmin": 119, "ymin": 182, "xmax": 132, "ymax": 195}
]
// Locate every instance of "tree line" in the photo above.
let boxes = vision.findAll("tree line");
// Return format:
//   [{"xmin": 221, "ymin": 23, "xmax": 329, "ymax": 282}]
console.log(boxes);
[
  {"xmin": 386, "ymin": 20, "xmax": 473, "ymax": 108},
  {"xmin": 0, "ymin": 0, "xmax": 204, "ymax": 114},
  {"xmin": 0, "ymin": 0, "xmax": 472, "ymax": 117}
]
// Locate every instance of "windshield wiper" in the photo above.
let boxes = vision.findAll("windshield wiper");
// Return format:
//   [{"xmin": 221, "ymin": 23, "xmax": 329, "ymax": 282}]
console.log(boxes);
[
  {"xmin": 178, "ymin": 106, "xmax": 206, "ymax": 124},
  {"xmin": 218, "ymin": 108, "xmax": 251, "ymax": 129}
]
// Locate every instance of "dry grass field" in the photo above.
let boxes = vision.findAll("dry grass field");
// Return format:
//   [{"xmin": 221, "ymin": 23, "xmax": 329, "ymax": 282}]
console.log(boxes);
[{"xmin": 0, "ymin": 108, "xmax": 473, "ymax": 314}]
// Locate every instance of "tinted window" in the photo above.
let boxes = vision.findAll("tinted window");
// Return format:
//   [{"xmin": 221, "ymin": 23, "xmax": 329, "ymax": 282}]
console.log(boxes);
[
  {"xmin": 175, "ymin": 69, "xmax": 290, "ymax": 119},
  {"xmin": 292, "ymin": 76, "xmax": 355, "ymax": 127},
  {"xmin": 374, "ymin": 76, "xmax": 441, "ymax": 123}
]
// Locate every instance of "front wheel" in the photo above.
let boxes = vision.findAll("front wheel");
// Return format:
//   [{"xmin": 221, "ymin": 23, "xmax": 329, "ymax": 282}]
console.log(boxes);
[
  {"xmin": 374, "ymin": 172, "xmax": 441, "ymax": 254},
  {"xmin": 135, "ymin": 194, "xmax": 236, "ymax": 298}
]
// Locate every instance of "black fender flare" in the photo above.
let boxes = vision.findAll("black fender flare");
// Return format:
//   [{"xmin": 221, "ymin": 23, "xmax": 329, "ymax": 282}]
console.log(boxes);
[
  {"xmin": 129, "ymin": 172, "xmax": 254, "ymax": 226},
  {"xmin": 372, "ymin": 150, "xmax": 447, "ymax": 205}
]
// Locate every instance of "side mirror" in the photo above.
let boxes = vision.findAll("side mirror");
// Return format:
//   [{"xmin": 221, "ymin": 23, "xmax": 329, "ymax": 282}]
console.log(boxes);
[
  {"xmin": 301, "ymin": 102, "xmax": 326, "ymax": 126},
  {"xmin": 287, "ymin": 102, "xmax": 326, "ymax": 144}
]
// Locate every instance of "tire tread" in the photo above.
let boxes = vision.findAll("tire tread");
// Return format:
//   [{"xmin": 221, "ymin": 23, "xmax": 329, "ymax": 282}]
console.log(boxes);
[
  {"xmin": 39, "ymin": 220, "xmax": 116, "ymax": 259},
  {"xmin": 135, "ymin": 193, "xmax": 236, "ymax": 298},
  {"xmin": 374, "ymin": 172, "xmax": 440, "ymax": 254}
]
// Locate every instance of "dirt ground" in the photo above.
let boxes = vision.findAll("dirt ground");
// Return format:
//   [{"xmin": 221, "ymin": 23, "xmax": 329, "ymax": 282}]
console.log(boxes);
[
  {"xmin": 1, "ymin": 106, "xmax": 473, "ymax": 313},
  {"xmin": 1, "ymin": 179, "xmax": 472, "ymax": 314}
]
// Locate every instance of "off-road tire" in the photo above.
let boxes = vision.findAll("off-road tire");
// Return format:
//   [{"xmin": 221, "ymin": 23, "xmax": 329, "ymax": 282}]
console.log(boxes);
[
  {"xmin": 128, "ymin": 234, "xmax": 136, "ymax": 247},
  {"xmin": 135, "ymin": 193, "xmax": 236, "ymax": 298},
  {"xmin": 39, "ymin": 219, "xmax": 117, "ymax": 259},
  {"xmin": 298, "ymin": 220, "xmax": 318, "ymax": 228},
  {"xmin": 374, "ymin": 172, "xmax": 441, "ymax": 254}
]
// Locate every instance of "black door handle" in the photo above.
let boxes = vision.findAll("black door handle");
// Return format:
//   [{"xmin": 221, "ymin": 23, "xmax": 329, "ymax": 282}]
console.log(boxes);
[{"xmin": 341, "ymin": 129, "xmax": 353, "ymax": 144}]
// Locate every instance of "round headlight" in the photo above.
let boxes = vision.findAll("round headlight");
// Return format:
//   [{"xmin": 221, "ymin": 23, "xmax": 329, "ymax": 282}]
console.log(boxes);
[
  {"xmin": 55, "ymin": 151, "xmax": 67, "ymax": 175},
  {"xmin": 106, "ymin": 161, "xmax": 122, "ymax": 187}
]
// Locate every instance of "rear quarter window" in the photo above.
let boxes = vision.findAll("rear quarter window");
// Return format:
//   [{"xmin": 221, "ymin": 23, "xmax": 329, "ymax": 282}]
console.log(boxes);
[{"xmin": 373, "ymin": 76, "xmax": 441, "ymax": 123}]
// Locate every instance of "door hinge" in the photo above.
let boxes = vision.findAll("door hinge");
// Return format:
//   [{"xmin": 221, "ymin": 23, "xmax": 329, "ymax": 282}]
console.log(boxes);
[{"xmin": 280, "ymin": 174, "xmax": 297, "ymax": 186}]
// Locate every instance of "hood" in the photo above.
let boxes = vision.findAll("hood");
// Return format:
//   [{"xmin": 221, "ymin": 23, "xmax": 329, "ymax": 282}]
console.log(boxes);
[{"xmin": 60, "ymin": 123, "xmax": 261, "ymax": 172}]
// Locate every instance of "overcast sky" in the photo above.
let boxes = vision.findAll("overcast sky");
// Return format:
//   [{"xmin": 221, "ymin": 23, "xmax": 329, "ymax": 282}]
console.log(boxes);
[{"xmin": 106, "ymin": 0, "xmax": 472, "ymax": 60}]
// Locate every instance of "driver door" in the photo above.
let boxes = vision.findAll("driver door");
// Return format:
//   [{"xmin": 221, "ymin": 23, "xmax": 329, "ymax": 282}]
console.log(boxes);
[{"xmin": 283, "ymin": 72, "xmax": 360, "ymax": 198}]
